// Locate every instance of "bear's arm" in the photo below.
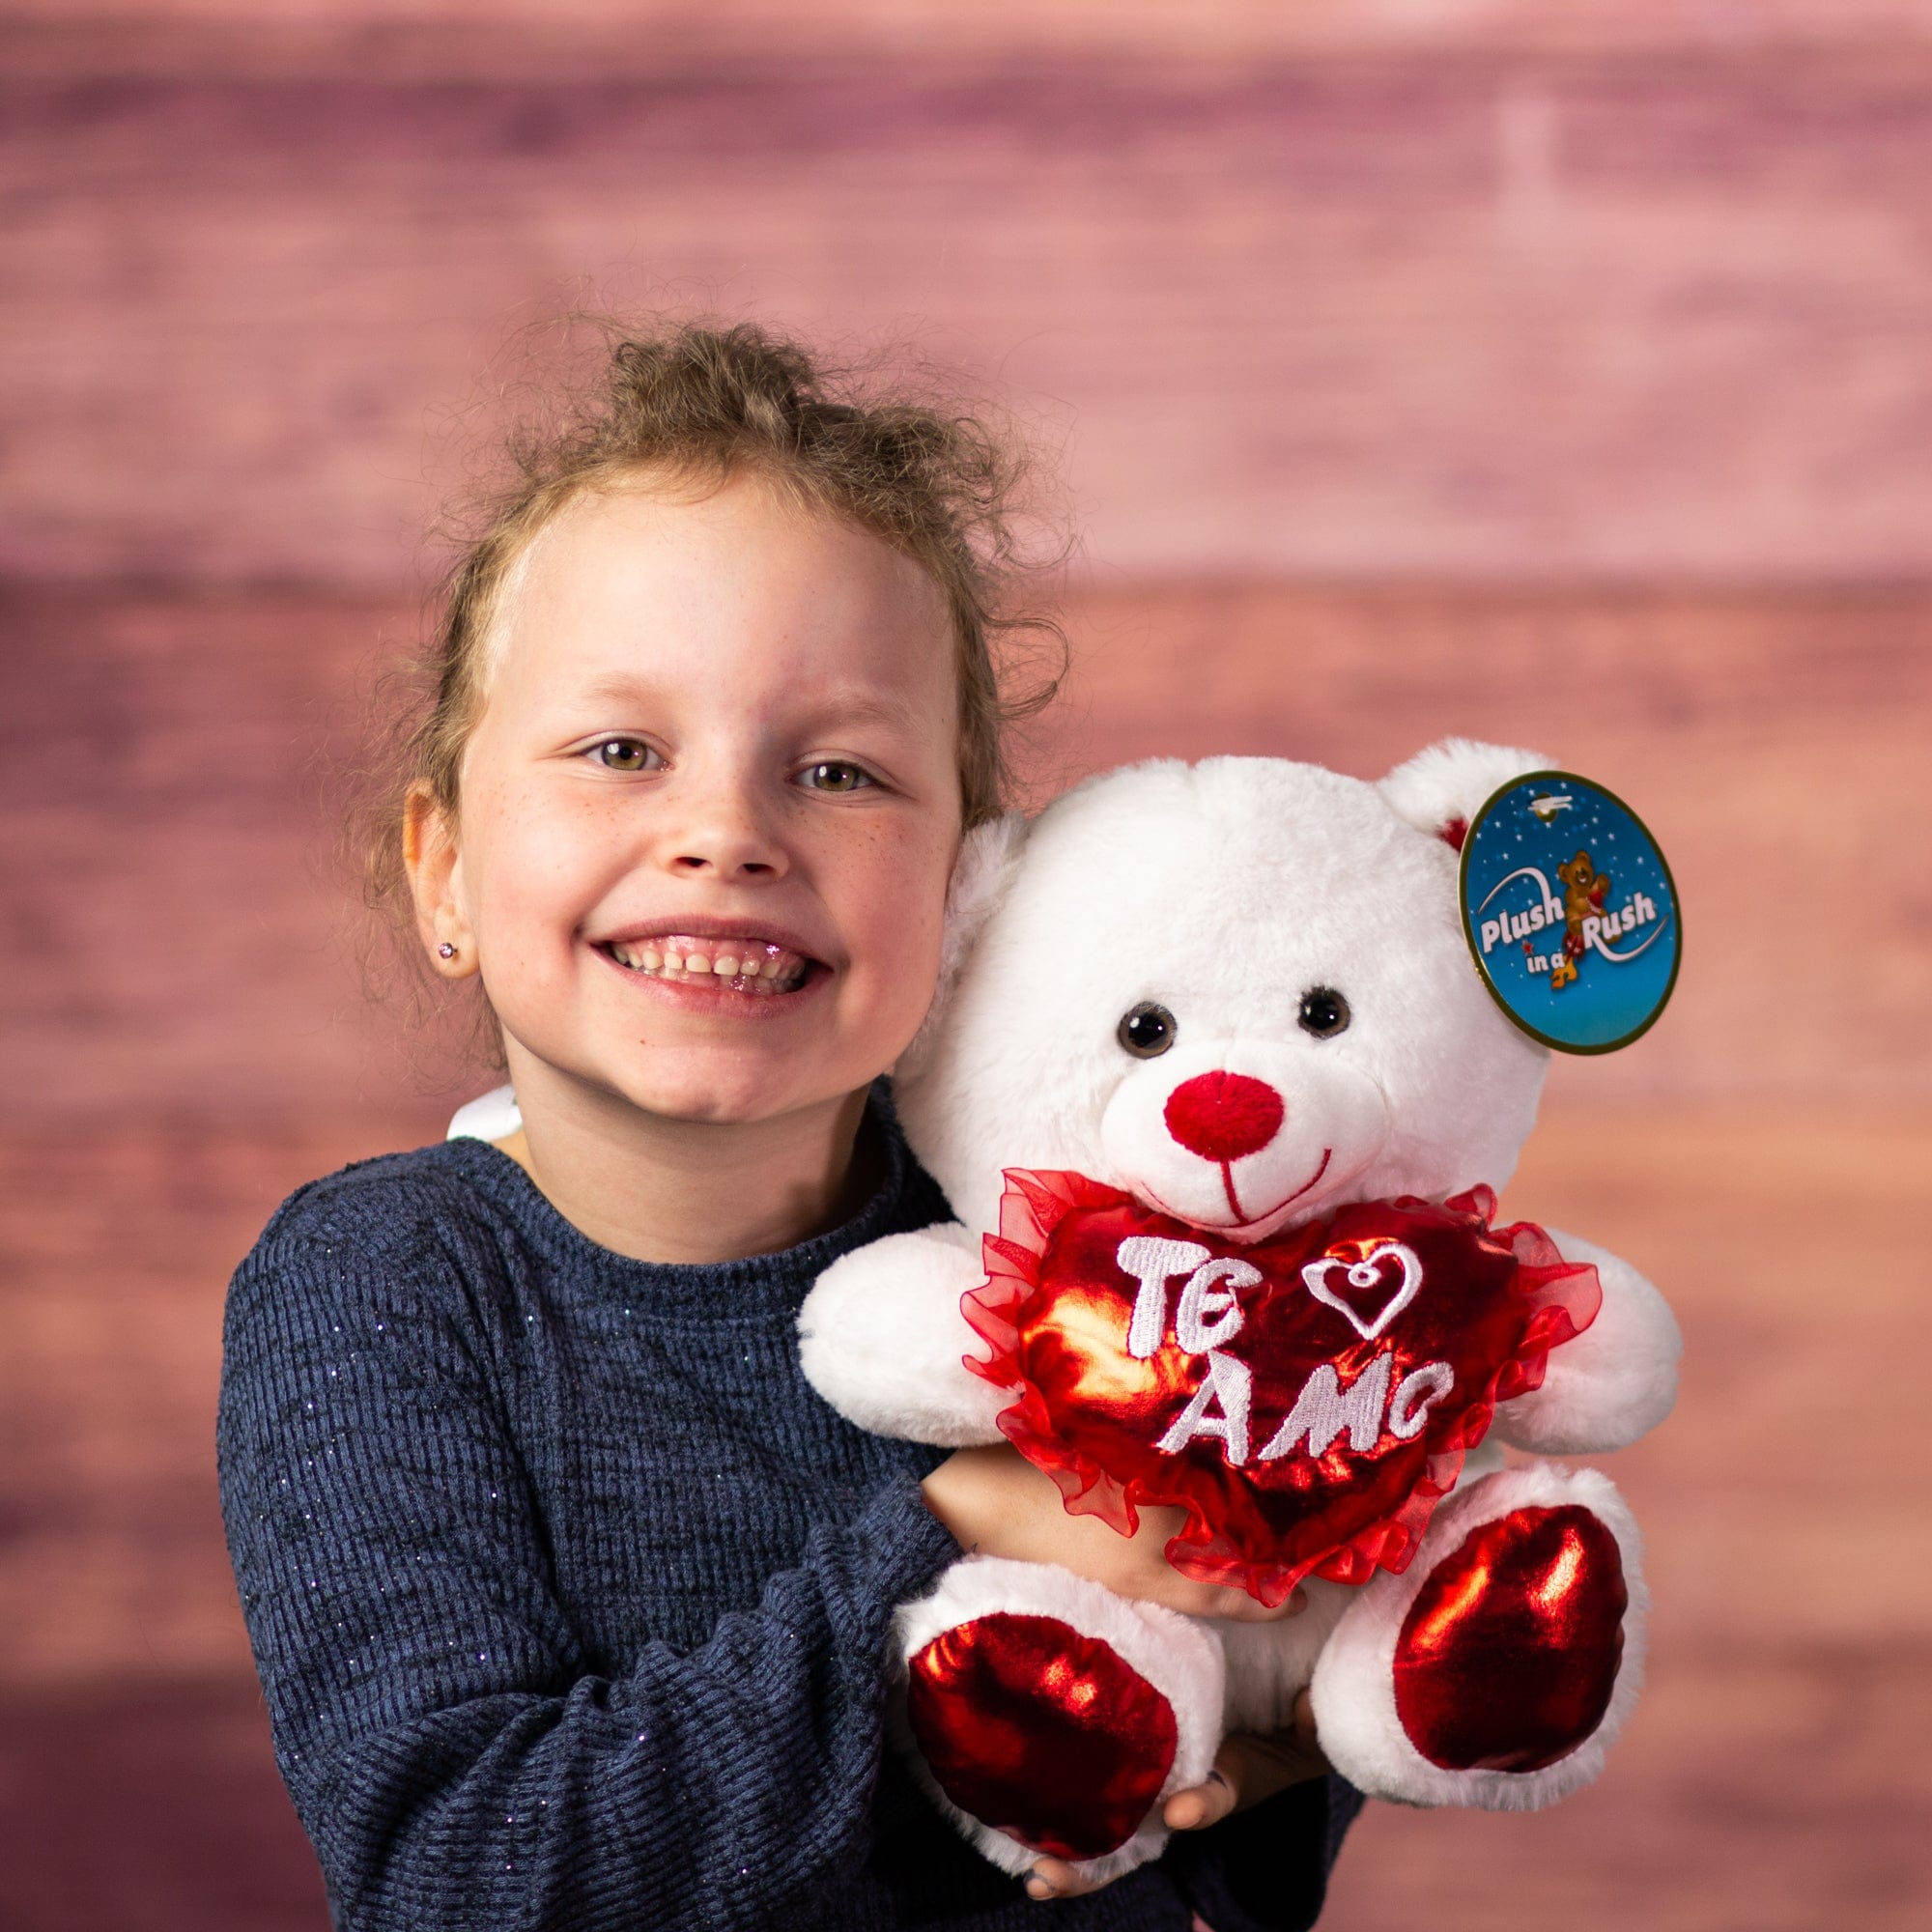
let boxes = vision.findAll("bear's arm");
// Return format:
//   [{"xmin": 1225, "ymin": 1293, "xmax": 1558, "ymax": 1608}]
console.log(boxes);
[
  {"xmin": 1490, "ymin": 1228, "xmax": 1682, "ymax": 1454},
  {"xmin": 797, "ymin": 1225, "xmax": 1010, "ymax": 1447}
]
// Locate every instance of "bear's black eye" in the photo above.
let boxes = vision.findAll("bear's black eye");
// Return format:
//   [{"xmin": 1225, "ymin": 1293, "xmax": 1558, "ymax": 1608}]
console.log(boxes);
[
  {"xmin": 1298, "ymin": 986, "xmax": 1350, "ymax": 1038},
  {"xmin": 1118, "ymin": 1003, "xmax": 1177, "ymax": 1058}
]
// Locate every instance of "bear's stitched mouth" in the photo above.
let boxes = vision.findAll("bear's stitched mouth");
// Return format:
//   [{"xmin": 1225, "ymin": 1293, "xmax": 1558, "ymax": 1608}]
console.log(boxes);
[
  {"xmin": 1140, "ymin": 1147, "xmax": 1333, "ymax": 1237},
  {"xmin": 1225, "ymin": 1146, "xmax": 1331, "ymax": 1226}
]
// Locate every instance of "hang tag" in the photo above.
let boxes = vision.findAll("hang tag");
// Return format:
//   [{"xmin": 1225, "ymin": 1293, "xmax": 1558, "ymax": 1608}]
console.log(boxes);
[{"xmin": 1458, "ymin": 771, "xmax": 1681, "ymax": 1054}]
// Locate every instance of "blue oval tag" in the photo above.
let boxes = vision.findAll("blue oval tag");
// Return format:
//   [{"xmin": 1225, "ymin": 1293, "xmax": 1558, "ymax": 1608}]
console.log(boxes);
[{"xmin": 1458, "ymin": 771, "xmax": 1681, "ymax": 1054}]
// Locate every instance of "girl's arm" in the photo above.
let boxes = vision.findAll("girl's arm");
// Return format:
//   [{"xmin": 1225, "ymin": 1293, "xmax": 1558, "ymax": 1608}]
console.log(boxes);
[{"xmin": 216, "ymin": 1224, "xmax": 961, "ymax": 1932}]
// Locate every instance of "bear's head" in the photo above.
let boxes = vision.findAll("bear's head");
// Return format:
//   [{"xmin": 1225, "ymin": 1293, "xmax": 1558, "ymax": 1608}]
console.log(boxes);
[{"xmin": 894, "ymin": 739, "xmax": 1553, "ymax": 1242}]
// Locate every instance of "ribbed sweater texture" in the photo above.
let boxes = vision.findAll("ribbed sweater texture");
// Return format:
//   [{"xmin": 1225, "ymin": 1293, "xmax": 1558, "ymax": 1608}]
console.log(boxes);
[{"xmin": 216, "ymin": 1085, "xmax": 1357, "ymax": 1931}]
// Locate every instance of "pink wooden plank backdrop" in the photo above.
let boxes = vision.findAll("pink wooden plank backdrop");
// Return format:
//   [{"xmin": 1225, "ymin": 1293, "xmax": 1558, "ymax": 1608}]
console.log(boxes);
[
  {"xmin": 15, "ymin": 2, "xmax": 1932, "ymax": 58},
  {"xmin": 10, "ymin": 28, "xmax": 1932, "ymax": 584},
  {"xmin": 4, "ymin": 10, "xmax": 1929, "ymax": 1929}
]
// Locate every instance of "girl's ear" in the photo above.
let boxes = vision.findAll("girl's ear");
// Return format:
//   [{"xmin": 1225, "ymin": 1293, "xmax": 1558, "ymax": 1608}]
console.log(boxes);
[
  {"xmin": 402, "ymin": 786, "xmax": 480, "ymax": 980},
  {"xmin": 895, "ymin": 811, "xmax": 1028, "ymax": 1081},
  {"xmin": 1378, "ymin": 737, "xmax": 1552, "ymax": 852}
]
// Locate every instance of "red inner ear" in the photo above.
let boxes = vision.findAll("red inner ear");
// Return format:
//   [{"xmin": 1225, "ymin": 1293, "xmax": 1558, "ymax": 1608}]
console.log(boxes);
[{"xmin": 1439, "ymin": 816, "xmax": 1468, "ymax": 852}]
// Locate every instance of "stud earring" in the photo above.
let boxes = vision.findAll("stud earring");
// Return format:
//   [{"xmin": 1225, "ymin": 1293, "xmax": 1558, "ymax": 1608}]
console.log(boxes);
[{"xmin": 438, "ymin": 941, "xmax": 457, "ymax": 959}]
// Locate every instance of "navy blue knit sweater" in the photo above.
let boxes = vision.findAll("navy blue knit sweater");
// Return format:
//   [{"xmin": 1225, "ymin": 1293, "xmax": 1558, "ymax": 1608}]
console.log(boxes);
[{"xmin": 216, "ymin": 1084, "xmax": 1357, "ymax": 1931}]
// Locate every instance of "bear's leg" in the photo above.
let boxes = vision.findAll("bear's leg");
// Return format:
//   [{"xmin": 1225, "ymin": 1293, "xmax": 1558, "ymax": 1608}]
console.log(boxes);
[
  {"xmin": 894, "ymin": 1554, "xmax": 1225, "ymax": 1882},
  {"xmin": 1217, "ymin": 1579, "xmax": 1350, "ymax": 1735},
  {"xmin": 1310, "ymin": 1463, "xmax": 1646, "ymax": 1810}
]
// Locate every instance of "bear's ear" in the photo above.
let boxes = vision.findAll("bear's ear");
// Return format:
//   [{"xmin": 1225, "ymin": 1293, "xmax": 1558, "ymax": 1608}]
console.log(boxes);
[
  {"xmin": 895, "ymin": 811, "xmax": 1028, "ymax": 1081},
  {"xmin": 1378, "ymin": 737, "xmax": 1552, "ymax": 852}
]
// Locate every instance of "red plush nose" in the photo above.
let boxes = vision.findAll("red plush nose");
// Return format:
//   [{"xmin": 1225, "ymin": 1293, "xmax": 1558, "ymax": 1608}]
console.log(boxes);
[{"xmin": 1163, "ymin": 1072, "xmax": 1285, "ymax": 1164}]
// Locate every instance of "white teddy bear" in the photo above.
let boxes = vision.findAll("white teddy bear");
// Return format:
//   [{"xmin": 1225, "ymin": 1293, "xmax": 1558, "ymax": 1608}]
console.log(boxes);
[{"xmin": 796, "ymin": 740, "xmax": 1683, "ymax": 1881}]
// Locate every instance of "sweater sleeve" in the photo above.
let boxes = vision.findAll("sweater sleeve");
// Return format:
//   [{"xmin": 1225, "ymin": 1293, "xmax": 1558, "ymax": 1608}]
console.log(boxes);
[
  {"xmin": 215, "ymin": 1222, "xmax": 963, "ymax": 1932},
  {"xmin": 1162, "ymin": 1774, "xmax": 1363, "ymax": 1932}
]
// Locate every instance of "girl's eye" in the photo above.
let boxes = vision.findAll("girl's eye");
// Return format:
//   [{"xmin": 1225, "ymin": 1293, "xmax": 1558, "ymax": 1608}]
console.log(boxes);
[
  {"xmin": 797, "ymin": 760, "xmax": 875, "ymax": 794},
  {"xmin": 1298, "ymin": 986, "xmax": 1350, "ymax": 1038},
  {"xmin": 591, "ymin": 739, "xmax": 661, "ymax": 773},
  {"xmin": 1118, "ymin": 1003, "xmax": 1177, "ymax": 1058}
]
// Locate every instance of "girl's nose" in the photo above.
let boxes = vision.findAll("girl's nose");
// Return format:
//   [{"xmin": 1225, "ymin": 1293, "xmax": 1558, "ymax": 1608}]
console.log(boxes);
[
  {"xmin": 668, "ymin": 834, "xmax": 784, "ymax": 879},
  {"xmin": 1163, "ymin": 1071, "xmax": 1285, "ymax": 1164},
  {"xmin": 662, "ymin": 781, "xmax": 787, "ymax": 880}
]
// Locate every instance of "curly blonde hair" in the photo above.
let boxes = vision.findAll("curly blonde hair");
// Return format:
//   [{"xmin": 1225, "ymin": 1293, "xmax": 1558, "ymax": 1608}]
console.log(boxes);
[{"xmin": 357, "ymin": 316, "xmax": 1069, "ymax": 1057}]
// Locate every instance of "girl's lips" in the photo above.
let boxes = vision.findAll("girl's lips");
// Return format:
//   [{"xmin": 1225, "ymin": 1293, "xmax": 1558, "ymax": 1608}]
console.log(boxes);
[
  {"xmin": 593, "ymin": 918, "xmax": 824, "ymax": 962},
  {"xmin": 592, "ymin": 939, "xmax": 828, "ymax": 1010},
  {"xmin": 602, "ymin": 933, "xmax": 810, "ymax": 987}
]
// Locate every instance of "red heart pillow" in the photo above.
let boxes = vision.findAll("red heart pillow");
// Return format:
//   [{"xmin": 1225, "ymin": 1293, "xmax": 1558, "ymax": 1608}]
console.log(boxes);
[{"xmin": 963, "ymin": 1173, "xmax": 1601, "ymax": 1605}]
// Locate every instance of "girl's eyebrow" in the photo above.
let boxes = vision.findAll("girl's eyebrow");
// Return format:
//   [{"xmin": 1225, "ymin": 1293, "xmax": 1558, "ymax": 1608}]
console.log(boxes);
[
  {"xmin": 793, "ymin": 688, "xmax": 925, "ymax": 738},
  {"xmin": 572, "ymin": 675, "xmax": 925, "ymax": 739}
]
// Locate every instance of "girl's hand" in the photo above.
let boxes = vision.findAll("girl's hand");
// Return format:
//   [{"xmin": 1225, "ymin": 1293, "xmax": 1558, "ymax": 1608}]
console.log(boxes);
[
  {"xmin": 921, "ymin": 1443, "xmax": 1307, "ymax": 1626},
  {"xmin": 1023, "ymin": 1690, "xmax": 1330, "ymax": 1903}
]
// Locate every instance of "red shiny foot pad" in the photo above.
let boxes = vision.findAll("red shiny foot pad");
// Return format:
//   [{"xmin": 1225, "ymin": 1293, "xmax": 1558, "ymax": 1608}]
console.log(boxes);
[
  {"xmin": 905, "ymin": 1612, "xmax": 1177, "ymax": 1860},
  {"xmin": 1393, "ymin": 1503, "xmax": 1627, "ymax": 1773}
]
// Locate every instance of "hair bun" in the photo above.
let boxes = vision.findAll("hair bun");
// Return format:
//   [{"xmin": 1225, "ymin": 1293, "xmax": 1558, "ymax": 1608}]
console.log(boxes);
[{"xmin": 611, "ymin": 324, "xmax": 817, "ymax": 437}]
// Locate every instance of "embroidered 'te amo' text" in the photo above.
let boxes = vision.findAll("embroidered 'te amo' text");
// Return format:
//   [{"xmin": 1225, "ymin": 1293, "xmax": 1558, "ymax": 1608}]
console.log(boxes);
[{"xmin": 1113, "ymin": 1236, "xmax": 1457, "ymax": 1467}]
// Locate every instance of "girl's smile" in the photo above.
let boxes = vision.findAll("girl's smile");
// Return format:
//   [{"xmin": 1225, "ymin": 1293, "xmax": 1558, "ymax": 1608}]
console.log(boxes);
[
  {"xmin": 598, "ymin": 929, "xmax": 816, "ymax": 997},
  {"xmin": 594, "ymin": 921, "xmax": 822, "ymax": 1005}
]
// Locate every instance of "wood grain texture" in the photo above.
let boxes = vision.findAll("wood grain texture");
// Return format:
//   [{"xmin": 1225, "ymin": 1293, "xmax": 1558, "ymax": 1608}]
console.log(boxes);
[
  {"xmin": 5, "ymin": 583, "xmax": 1925, "ymax": 1123},
  {"xmin": 15, "ymin": 4, "xmax": 1932, "ymax": 70},
  {"xmin": 10, "ymin": 46, "xmax": 1932, "ymax": 582},
  {"xmin": 2, "ymin": 1108, "xmax": 1925, "ymax": 1928},
  {"xmin": 0, "ymin": 1677, "xmax": 330, "ymax": 1932}
]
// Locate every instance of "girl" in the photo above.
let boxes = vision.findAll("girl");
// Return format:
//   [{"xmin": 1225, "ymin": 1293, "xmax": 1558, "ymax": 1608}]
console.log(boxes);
[{"xmin": 216, "ymin": 322, "xmax": 1353, "ymax": 1930}]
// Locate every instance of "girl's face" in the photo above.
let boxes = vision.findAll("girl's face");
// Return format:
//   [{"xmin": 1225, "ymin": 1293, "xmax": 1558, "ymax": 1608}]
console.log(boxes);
[{"xmin": 417, "ymin": 471, "xmax": 965, "ymax": 1130}]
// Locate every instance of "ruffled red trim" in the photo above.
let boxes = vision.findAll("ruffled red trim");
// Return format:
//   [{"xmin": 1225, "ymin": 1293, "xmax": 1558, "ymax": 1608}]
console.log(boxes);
[{"xmin": 960, "ymin": 1170, "xmax": 1601, "ymax": 1606}]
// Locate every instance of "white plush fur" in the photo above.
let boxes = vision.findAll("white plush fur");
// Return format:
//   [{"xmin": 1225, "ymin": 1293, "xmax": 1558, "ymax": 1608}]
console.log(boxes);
[
  {"xmin": 1216, "ymin": 1581, "xmax": 1354, "ymax": 1733},
  {"xmin": 1492, "ymin": 1227, "xmax": 1684, "ymax": 1453},
  {"xmin": 1309, "ymin": 1463, "xmax": 1648, "ymax": 1810},
  {"xmin": 446, "ymin": 1083, "xmax": 523, "ymax": 1142},
  {"xmin": 1378, "ymin": 737, "xmax": 1551, "ymax": 843},
  {"xmin": 895, "ymin": 812, "xmax": 1029, "ymax": 1085},
  {"xmin": 797, "ymin": 1225, "xmax": 1008, "ymax": 1445},
  {"xmin": 890, "ymin": 1555, "xmax": 1225, "ymax": 1880},
  {"xmin": 791, "ymin": 740, "xmax": 1678, "ymax": 1869}
]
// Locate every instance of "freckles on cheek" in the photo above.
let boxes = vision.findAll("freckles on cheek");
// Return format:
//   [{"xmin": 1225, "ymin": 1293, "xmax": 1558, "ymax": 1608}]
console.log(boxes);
[
  {"xmin": 890, "ymin": 845, "xmax": 957, "ymax": 989},
  {"xmin": 468, "ymin": 783, "xmax": 608, "ymax": 946}
]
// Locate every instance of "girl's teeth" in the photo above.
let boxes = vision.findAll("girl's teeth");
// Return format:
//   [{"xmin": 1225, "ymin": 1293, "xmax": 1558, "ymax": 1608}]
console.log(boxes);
[{"xmin": 607, "ymin": 939, "xmax": 808, "ymax": 991}]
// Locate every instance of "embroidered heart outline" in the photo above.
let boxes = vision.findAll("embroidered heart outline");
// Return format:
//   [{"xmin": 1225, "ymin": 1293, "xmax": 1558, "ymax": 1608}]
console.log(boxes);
[{"xmin": 1300, "ymin": 1241, "xmax": 1424, "ymax": 1340}]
